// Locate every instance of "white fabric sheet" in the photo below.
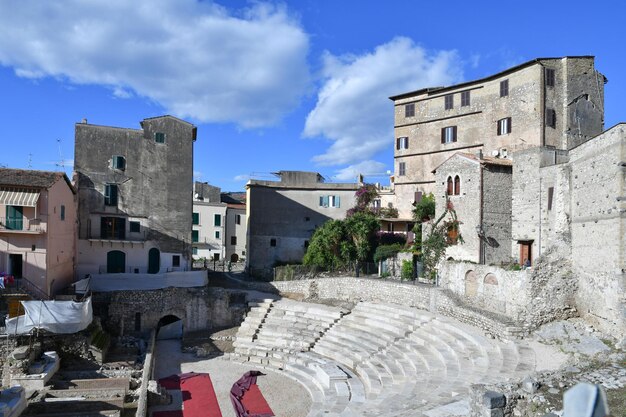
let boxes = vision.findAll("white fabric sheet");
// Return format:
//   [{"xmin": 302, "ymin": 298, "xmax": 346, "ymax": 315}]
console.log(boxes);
[{"xmin": 5, "ymin": 297, "xmax": 92, "ymax": 335}]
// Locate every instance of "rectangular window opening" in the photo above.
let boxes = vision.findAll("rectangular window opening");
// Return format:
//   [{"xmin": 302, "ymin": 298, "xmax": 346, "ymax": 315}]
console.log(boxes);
[
  {"xmin": 500, "ymin": 79, "xmax": 509, "ymax": 97},
  {"xmin": 546, "ymin": 108, "xmax": 556, "ymax": 129},
  {"xmin": 231, "ymin": 236, "xmax": 237, "ymax": 245},
  {"xmin": 129, "ymin": 221, "xmax": 140, "ymax": 233},
  {"xmin": 112, "ymin": 155, "xmax": 126, "ymax": 171},
  {"xmin": 270, "ymin": 238, "xmax": 277, "ymax": 247},
  {"xmin": 172, "ymin": 255, "xmax": 180, "ymax": 267},
  {"xmin": 548, "ymin": 187, "xmax": 554, "ymax": 211},
  {"xmin": 60, "ymin": 205, "xmax": 65, "ymax": 221},
  {"xmin": 461, "ymin": 91, "xmax": 470, "ymax": 107},
  {"xmin": 399, "ymin": 162, "xmax": 406, "ymax": 176},
  {"xmin": 155, "ymin": 132, "xmax": 166, "ymax": 143},
  {"xmin": 497, "ymin": 117, "xmax": 512, "ymax": 135},
  {"xmin": 444, "ymin": 94, "xmax": 454, "ymax": 110},
  {"xmin": 104, "ymin": 184, "xmax": 118, "ymax": 206},
  {"xmin": 192, "ymin": 212, "xmax": 199, "ymax": 225},
  {"xmin": 192, "ymin": 230, "xmax": 199, "ymax": 242},
  {"xmin": 441, "ymin": 126, "xmax": 457, "ymax": 144},
  {"xmin": 405, "ymin": 103, "xmax": 415, "ymax": 118},
  {"xmin": 546, "ymin": 68, "xmax": 555, "ymax": 87}
]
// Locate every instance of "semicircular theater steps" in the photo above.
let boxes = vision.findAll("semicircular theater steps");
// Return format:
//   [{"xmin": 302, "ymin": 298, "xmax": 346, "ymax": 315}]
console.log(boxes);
[{"xmin": 228, "ymin": 298, "xmax": 536, "ymax": 417}]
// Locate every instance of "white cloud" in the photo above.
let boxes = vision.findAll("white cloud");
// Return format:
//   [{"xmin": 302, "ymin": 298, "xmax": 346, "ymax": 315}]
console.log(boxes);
[
  {"xmin": 233, "ymin": 174, "xmax": 250, "ymax": 181},
  {"xmin": 0, "ymin": 1, "xmax": 310, "ymax": 128},
  {"xmin": 304, "ymin": 37, "xmax": 463, "ymax": 166},
  {"xmin": 332, "ymin": 160, "xmax": 388, "ymax": 182}
]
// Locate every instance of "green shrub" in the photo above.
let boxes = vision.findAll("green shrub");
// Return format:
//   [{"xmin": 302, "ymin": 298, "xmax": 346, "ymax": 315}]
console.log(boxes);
[{"xmin": 401, "ymin": 260, "xmax": 414, "ymax": 280}]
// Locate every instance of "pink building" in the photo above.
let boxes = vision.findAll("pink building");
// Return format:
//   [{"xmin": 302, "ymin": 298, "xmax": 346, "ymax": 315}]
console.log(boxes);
[{"xmin": 0, "ymin": 169, "xmax": 77, "ymax": 298}]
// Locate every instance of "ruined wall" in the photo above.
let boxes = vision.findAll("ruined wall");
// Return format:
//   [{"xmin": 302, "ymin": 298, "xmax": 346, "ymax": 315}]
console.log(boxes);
[
  {"xmin": 482, "ymin": 165, "xmax": 513, "ymax": 265},
  {"xmin": 568, "ymin": 124, "xmax": 626, "ymax": 337},
  {"xmin": 104, "ymin": 287, "xmax": 247, "ymax": 336}
]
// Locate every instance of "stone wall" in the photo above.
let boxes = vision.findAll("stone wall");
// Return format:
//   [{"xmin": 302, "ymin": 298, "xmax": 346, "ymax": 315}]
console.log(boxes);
[
  {"xmin": 482, "ymin": 164, "xmax": 513, "ymax": 265},
  {"xmin": 102, "ymin": 287, "xmax": 248, "ymax": 337},
  {"xmin": 236, "ymin": 277, "xmax": 521, "ymax": 338}
]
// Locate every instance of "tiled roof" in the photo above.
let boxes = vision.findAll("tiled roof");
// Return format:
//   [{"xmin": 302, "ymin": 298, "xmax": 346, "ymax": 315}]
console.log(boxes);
[{"xmin": 0, "ymin": 168, "xmax": 68, "ymax": 189}]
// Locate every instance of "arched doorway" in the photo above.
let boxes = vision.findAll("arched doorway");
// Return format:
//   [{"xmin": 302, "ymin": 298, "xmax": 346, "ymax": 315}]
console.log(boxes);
[
  {"xmin": 465, "ymin": 270, "xmax": 478, "ymax": 297},
  {"xmin": 230, "ymin": 253, "xmax": 239, "ymax": 262},
  {"xmin": 148, "ymin": 248, "xmax": 160, "ymax": 274},
  {"xmin": 107, "ymin": 250, "xmax": 126, "ymax": 273},
  {"xmin": 156, "ymin": 314, "xmax": 183, "ymax": 340}
]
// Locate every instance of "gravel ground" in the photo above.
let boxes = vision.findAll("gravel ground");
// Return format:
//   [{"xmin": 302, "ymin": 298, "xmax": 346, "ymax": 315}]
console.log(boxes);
[{"xmin": 149, "ymin": 339, "xmax": 312, "ymax": 417}]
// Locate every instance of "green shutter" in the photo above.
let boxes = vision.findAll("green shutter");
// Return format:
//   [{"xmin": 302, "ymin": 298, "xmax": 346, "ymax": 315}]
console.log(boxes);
[
  {"xmin": 335, "ymin": 196, "xmax": 341, "ymax": 208},
  {"xmin": 6, "ymin": 206, "xmax": 23, "ymax": 230},
  {"xmin": 192, "ymin": 212, "xmax": 199, "ymax": 225},
  {"xmin": 214, "ymin": 214, "xmax": 221, "ymax": 226},
  {"xmin": 192, "ymin": 230, "xmax": 199, "ymax": 242}
]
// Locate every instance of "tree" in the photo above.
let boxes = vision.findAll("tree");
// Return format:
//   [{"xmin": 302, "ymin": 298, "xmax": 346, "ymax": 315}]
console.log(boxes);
[
  {"xmin": 303, "ymin": 219, "xmax": 353, "ymax": 269},
  {"xmin": 345, "ymin": 211, "xmax": 380, "ymax": 274}
]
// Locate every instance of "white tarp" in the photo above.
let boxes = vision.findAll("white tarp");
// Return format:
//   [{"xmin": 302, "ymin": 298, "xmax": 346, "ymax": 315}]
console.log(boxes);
[
  {"xmin": 73, "ymin": 270, "xmax": 207, "ymax": 293},
  {"xmin": 5, "ymin": 297, "xmax": 92, "ymax": 335}
]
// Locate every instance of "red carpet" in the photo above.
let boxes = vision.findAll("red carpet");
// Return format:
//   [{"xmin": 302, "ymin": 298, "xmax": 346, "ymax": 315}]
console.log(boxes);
[
  {"xmin": 241, "ymin": 383, "xmax": 274, "ymax": 417},
  {"xmin": 153, "ymin": 411, "xmax": 183, "ymax": 417},
  {"xmin": 158, "ymin": 372, "xmax": 222, "ymax": 417}
]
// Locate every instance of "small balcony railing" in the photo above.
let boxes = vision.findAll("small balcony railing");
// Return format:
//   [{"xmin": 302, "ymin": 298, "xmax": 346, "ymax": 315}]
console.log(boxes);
[{"xmin": 0, "ymin": 217, "xmax": 46, "ymax": 233}]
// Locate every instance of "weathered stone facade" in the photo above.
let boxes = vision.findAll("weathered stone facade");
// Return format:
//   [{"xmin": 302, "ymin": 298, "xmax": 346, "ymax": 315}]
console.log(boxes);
[
  {"xmin": 101, "ymin": 287, "xmax": 247, "ymax": 337},
  {"xmin": 391, "ymin": 56, "xmax": 605, "ymax": 218},
  {"xmin": 74, "ymin": 116, "xmax": 196, "ymax": 276}
]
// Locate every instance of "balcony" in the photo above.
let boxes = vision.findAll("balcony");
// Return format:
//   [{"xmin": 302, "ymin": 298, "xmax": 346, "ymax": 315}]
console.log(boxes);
[{"xmin": 0, "ymin": 217, "xmax": 45, "ymax": 234}]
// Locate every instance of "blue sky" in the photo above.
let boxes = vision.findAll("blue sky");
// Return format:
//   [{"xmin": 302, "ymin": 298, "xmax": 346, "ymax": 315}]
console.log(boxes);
[{"xmin": 0, "ymin": 1, "xmax": 625, "ymax": 191}]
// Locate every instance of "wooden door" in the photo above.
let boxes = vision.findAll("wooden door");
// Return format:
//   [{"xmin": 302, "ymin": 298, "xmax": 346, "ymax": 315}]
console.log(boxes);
[{"xmin": 519, "ymin": 241, "xmax": 532, "ymax": 266}]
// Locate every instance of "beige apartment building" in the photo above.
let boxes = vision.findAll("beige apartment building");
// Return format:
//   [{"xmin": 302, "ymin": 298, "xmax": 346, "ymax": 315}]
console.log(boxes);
[
  {"xmin": 0, "ymin": 169, "xmax": 77, "ymax": 298},
  {"xmin": 390, "ymin": 56, "xmax": 605, "ymax": 218}
]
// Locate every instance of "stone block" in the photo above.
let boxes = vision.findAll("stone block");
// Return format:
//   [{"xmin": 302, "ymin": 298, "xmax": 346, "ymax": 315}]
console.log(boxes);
[
  {"xmin": 483, "ymin": 391, "xmax": 505, "ymax": 409},
  {"xmin": 522, "ymin": 376, "xmax": 540, "ymax": 394}
]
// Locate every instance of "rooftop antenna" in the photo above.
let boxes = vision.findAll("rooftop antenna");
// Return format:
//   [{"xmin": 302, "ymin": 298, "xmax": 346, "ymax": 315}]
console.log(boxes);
[
  {"xmin": 56, "ymin": 139, "xmax": 65, "ymax": 170},
  {"xmin": 28, "ymin": 153, "xmax": 32, "ymax": 169}
]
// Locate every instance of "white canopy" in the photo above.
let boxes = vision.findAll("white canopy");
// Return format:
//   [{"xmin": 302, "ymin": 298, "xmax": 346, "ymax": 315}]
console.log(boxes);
[
  {"xmin": 0, "ymin": 188, "xmax": 40, "ymax": 207},
  {"xmin": 73, "ymin": 270, "xmax": 207, "ymax": 293},
  {"xmin": 5, "ymin": 297, "xmax": 92, "ymax": 335}
]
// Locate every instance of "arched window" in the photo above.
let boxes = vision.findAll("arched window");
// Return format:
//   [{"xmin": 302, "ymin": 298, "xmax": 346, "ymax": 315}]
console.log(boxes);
[
  {"xmin": 446, "ymin": 176, "xmax": 453, "ymax": 195},
  {"xmin": 454, "ymin": 175, "xmax": 461, "ymax": 195}
]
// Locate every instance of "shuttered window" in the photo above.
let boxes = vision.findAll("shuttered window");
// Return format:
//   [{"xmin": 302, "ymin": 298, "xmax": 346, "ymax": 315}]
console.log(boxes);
[
  {"xmin": 444, "ymin": 94, "xmax": 454, "ymax": 110},
  {"xmin": 548, "ymin": 187, "xmax": 554, "ymax": 211},
  {"xmin": 405, "ymin": 103, "xmax": 415, "ymax": 117},
  {"xmin": 546, "ymin": 108, "xmax": 557, "ymax": 128},
  {"xmin": 112, "ymin": 155, "xmax": 125, "ymax": 170},
  {"xmin": 192, "ymin": 212, "xmax": 199, "ymax": 225},
  {"xmin": 500, "ymin": 79, "xmax": 509, "ymax": 97},
  {"xmin": 497, "ymin": 117, "xmax": 512, "ymax": 135},
  {"xmin": 155, "ymin": 132, "xmax": 166, "ymax": 143},
  {"xmin": 461, "ymin": 91, "xmax": 470, "ymax": 107},
  {"xmin": 399, "ymin": 162, "xmax": 406, "ymax": 176},
  {"xmin": 396, "ymin": 137, "xmax": 409, "ymax": 150},
  {"xmin": 192, "ymin": 230, "xmax": 199, "ymax": 242},
  {"xmin": 546, "ymin": 68, "xmax": 555, "ymax": 87},
  {"xmin": 441, "ymin": 126, "xmax": 457, "ymax": 144},
  {"xmin": 104, "ymin": 184, "xmax": 118, "ymax": 206}
]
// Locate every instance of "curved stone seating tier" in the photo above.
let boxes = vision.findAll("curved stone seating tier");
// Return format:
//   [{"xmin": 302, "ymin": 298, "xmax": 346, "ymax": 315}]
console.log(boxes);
[{"xmin": 231, "ymin": 299, "xmax": 536, "ymax": 417}]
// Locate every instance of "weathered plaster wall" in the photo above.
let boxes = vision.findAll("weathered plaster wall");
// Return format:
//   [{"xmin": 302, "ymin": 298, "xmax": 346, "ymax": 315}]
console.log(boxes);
[{"xmin": 482, "ymin": 165, "xmax": 513, "ymax": 265}]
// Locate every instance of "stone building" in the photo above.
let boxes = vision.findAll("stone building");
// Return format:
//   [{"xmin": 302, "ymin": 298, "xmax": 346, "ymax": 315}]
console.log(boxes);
[
  {"xmin": 192, "ymin": 182, "xmax": 247, "ymax": 263},
  {"xmin": 74, "ymin": 116, "xmax": 197, "ymax": 277},
  {"xmin": 246, "ymin": 171, "xmax": 359, "ymax": 278},
  {"xmin": 432, "ymin": 153, "xmax": 512, "ymax": 265},
  {"xmin": 390, "ymin": 56, "xmax": 606, "ymax": 218},
  {"xmin": 0, "ymin": 168, "xmax": 76, "ymax": 297}
]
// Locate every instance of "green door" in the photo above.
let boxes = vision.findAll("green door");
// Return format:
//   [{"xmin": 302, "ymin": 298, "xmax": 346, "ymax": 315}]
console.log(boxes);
[
  {"xmin": 107, "ymin": 250, "xmax": 126, "ymax": 273},
  {"xmin": 6, "ymin": 206, "xmax": 23, "ymax": 230},
  {"xmin": 148, "ymin": 248, "xmax": 160, "ymax": 274}
]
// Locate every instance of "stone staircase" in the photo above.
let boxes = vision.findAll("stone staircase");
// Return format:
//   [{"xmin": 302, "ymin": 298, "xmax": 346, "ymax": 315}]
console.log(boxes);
[{"xmin": 227, "ymin": 298, "xmax": 537, "ymax": 417}]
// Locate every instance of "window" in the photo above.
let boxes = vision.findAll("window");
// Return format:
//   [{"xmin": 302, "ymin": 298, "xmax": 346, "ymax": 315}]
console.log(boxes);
[
  {"xmin": 231, "ymin": 236, "xmax": 237, "ymax": 245},
  {"xmin": 447, "ymin": 176, "xmax": 453, "ymax": 195},
  {"xmin": 546, "ymin": 108, "xmax": 556, "ymax": 129},
  {"xmin": 235, "ymin": 214, "xmax": 241, "ymax": 225},
  {"xmin": 213, "ymin": 253, "xmax": 220, "ymax": 261},
  {"xmin": 112, "ymin": 155, "xmax": 126, "ymax": 171},
  {"xmin": 373, "ymin": 199, "xmax": 381, "ymax": 209},
  {"xmin": 192, "ymin": 247, "xmax": 198, "ymax": 255},
  {"xmin": 192, "ymin": 212, "xmax": 199, "ymax": 225},
  {"xmin": 461, "ymin": 91, "xmax": 470, "ymax": 107},
  {"xmin": 441, "ymin": 126, "xmax": 457, "ymax": 144},
  {"xmin": 396, "ymin": 136, "xmax": 409, "ymax": 150},
  {"xmin": 305, "ymin": 216, "xmax": 310, "ymax": 222},
  {"xmin": 319, "ymin": 195, "xmax": 341, "ymax": 208},
  {"xmin": 101, "ymin": 217, "xmax": 125, "ymax": 239},
  {"xmin": 172, "ymin": 255, "xmax": 180, "ymax": 267},
  {"xmin": 215, "ymin": 230, "xmax": 220, "ymax": 239},
  {"xmin": 270, "ymin": 238, "xmax": 277, "ymax": 247},
  {"xmin": 104, "ymin": 184, "xmax": 118, "ymax": 206},
  {"xmin": 399, "ymin": 162, "xmax": 406, "ymax": 176},
  {"xmin": 60, "ymin": 205, "xmax": 65, "ymax": 221},
  {"xmin": 500, "ymin": 79, "xmax": 509, "ymax": 97},
  {"xmin": 548, "ymin": 187, "xmax": 554, "ymax": 211},
  {"xmin": 5, "ymin": 205, "xmax": 23, "ymax": 230},
  {"xmin": 192, "ymin": 230, "xmax": 199, "ymax": 242},
  {"xmin": 214, "ymin": 214, "xmax": 221, "ymax": 226},
  {"xmin": 135, "ymin": 312, "xmax": 141, "ymax": 331},
  {"xmin": 545, "ymin": 68, "xmax": 555, "ymax": 87},
  {"xmin": 497, "ymin": 117, "xmax": 512, "ymax": 135},
  {"xmin": 129, "ymin": 221, "xmax": 140, "ymax": 233},
  {"xmin": 155, "ymin": 132, "xmax": 166, "ymax": 143},
  {"xmin": 454, "ymin": 175, "xmax": 461, "ymax": 195},
  {"xmin": 444, "ymin": 94, "xmax": 454, "ymax": 110},
  {"xmin": 405, "ymin": 103, "xmax": 415, "ymax": 117}
]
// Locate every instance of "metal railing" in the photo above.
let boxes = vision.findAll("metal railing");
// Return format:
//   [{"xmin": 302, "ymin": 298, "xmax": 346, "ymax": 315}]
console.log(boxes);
[
  {"xmin": 0, "ymin": 217, "xmax": 46, "ymax": 233},
  {"xmin": 15, "ymin": 277, "xmax": 50, "ymax": 300}
]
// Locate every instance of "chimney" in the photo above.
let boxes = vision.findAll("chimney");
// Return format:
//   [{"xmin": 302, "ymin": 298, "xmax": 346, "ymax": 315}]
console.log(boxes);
[{"xmin": 81, "ymin": 118, "xmax": 88, "ymax": 124}]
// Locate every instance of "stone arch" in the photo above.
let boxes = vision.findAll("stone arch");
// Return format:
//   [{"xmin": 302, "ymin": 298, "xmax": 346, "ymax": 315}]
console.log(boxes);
[
  {"xmin": 156, "ymin": 314, "xmax": 183, "ymax": 340},
  {"xmin": 454, "ymin": 175, "xmax": 461, "ymax": 195},
  {"xmin": 464, "ymin": 270, "xmax": 478, "ymax": 297},
  {"xmin": 230, "ymin": 253, "xmax": 239, "ymax": 262},
  {"xmin": 484, "ymin": 273, "xmax": 498, "ymax": 285},
  {"xmin": 446, "ymin": 176, "xmax": 453, "ymax": 195},
  {"xmin": 106, "ymin": 250, "xmax": 126, "ymax": 273}
]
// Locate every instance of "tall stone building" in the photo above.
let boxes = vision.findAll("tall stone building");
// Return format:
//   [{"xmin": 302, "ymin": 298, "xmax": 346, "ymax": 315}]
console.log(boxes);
[
  {"xmin": 74, "ymin": 116, "xmax": 197, "ymax": 276},
  {"xmin": 390, "ymin": 56, "xmax": 606, "ymax": 218}
]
